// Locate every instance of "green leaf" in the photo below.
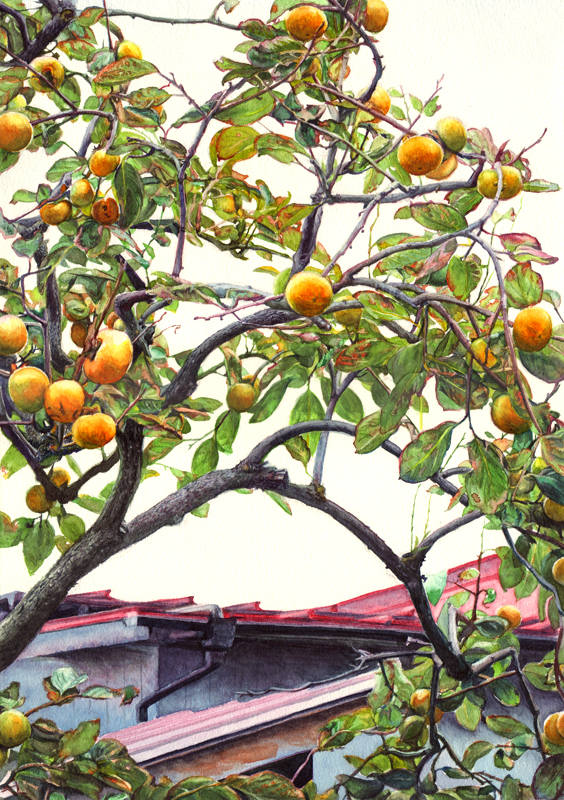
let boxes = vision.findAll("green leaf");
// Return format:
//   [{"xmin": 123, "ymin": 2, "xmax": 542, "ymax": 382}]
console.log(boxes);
[
  {"xmin": 455, "ymin": 697, "xmax": 481, "ymax": 731},
  {"xmin": 0, "ymin": 67, "xmax": 26, "ymax": 104},
  {"xmin": 51, "ymin": 666, "xmax": 89, "ymax": 695},
  {"xmin": 0, "ymin": 150, "xmax": 18, "ymax": 175},
  {"xmin": 59, "ymin": 514, "xmax": 86, "ymax": 543},
  {"xmin": 143, "ymin": 435, "xmax": 181, "ymax": 467},
  {"xmin": 73, "ymin": 494, "xmax": 105, "ymax": 513},
  {"xmin": 191, "ymin": 438, "xmax": 219, "ymax": 477},
  {"xmin": 81, "ymin": 685, "xmax": 120, "ymax": 700},
  {"xmin": 541, "ymin": 436, "xmax": 564, "ymax": 477},
  {"xmin": 496, "ymin": 546, "xmax": 526, "ymax": 590},
  {"xmin": 215, "ymin": 125, "xmax": 259, "ymax": 161},
  {"xmin": 59, "ymin": 719, "xmax": 100, "ymax": 759},
  {"xmin": 462, "ymin": 741, "xmax": 494, "ymax": 770},
  {"xmin": 215, "ymin": 410, "xmax": 240, "ymax": 454},
  {"xmin": 380, "ymin": 372, "xmax": 426, "ymax": 432},
  {"xmin": 424, "ymin": 570, "xmax": 448, "ymax": 606},
  {"xmin": 0, "ymin": 513, "xmax": 21, "ymax": 548},
  {"xmin": 46, "ymin": 156, "xmax": 87, "ymax": 182},
  {"xmin": 533, "ymin": 755, "xmax": 564, "ymax": 800},
  {"xmin": 112, "ymin": 160, "xmax": 144, "ymax": 228},
  {"xmin": 535, "ymin": 470, "xmax": 564, "ymax": 504},
  {"xmin": 355, "ymin": 411, "xmax": 394, "ymax": 455},
  {"xmin": 284, "ymin": 436, "xmax": 311, "ymax": 467},
  {"xmin": 225, "ymin": 771, "xmax": 304, "ymax": 800},
  {"xmin": 399, "ymin": 421, "xmax": 457, "ymax": 483},
  {"xmin": 249, "ymin": 378, "xmax": 292, "ymax": 423},
  {"xmin": 168, "ymin": 778, "xmax": 240, "ymax": 800},
  {"xmin": 265, "ymin": 491, "xmax": 292, "ymax": 515},
  {"xmin": 409, "ymin": 202, "xmax": 468, "ymax": 232},
  {"xmin": 23, "ymin": 520, "xmax": 55, "ymax": 576},
  {"xmin": 446, "ymin": 255, "xmax": 482, "ymax": 300},
  {"xmin": 519, "ymin": 324, "xmax": 564, "ymax": 383},
  {"xmin": 127, "ymin": 87, "xmax": 171, "ymax": 109},
  {"xmin": 505, "ymin": 262, "xmax": 543, "ymax": 308},
  {"xmin": 465, "ymin": 437, "xmax": 508, "ymax": 514},
  {"xmin": 338, "ymin": 776, "xmax": 383, "ymax": 800},
  {"xmin": 491, "ymin": 678, "xmax": 520, "ymax": 707},
  {"xmin": 486, "ymin": 715, "xmax": 533, "ymax": 739},
  {"xmin": 93, "ymin": 57, "xmax": 157, "ymax": 86},
  {"xmin": 289, "ymin": 389, "xmax": 324, "ymax": 454},
  {"xmin": 335, "ymin": 388, "xmax": 364, "ymax": 424},
  {"xmin": 0, "ymin": 443, "xmax": 28, "ymax": 477},
  {"xmin": 216, "ymin": 89, "xmax": 275, "ymax": 126},
  {"xmin": 523, "ymin": 179, "xmax": 561, "ymax": 193}
]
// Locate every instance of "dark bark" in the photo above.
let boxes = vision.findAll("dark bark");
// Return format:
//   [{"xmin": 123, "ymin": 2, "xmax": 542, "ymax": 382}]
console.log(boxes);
[
  {"xmin": 45, "ymin": 271, "xmax": 72, "ymax": 373},
  {"xmin": 14, "ymin": 1, "xmax": 76, "ymax": 64},
  {"xmin": 290, "ymin": 206, "xmax": 324, "ymax": 276},
  {"xmin": 0, "ymin": 419, "xmax": 143, "ymax": 673},
  {"xmin": 162, "ymin": 308, "xmax": 298, "ymax": 407}
]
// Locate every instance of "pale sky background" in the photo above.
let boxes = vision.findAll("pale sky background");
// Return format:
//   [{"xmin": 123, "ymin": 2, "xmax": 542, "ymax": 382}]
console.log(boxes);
[{"xmin": 0, "ymin": 0, "xmax": 563, "ymax": 611}]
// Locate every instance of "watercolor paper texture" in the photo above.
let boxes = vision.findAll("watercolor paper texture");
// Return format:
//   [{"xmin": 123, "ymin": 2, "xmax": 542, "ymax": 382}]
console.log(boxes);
[{"xmin": 0, "ymin": 0, "xmax": 564, "ymax": 795}]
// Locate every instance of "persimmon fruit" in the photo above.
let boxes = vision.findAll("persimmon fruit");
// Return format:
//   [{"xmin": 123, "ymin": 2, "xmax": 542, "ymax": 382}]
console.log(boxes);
[
  {"xmin": 410, "ymin": 689, "xmax": 431, "ymax": 715},
  {"xmin": 470, "ymin": 338, "xmax": 497, "ymax": 371},
  {"xmin": 435, "ymin": 117, "xmax": 467, "ymax": 152},
  {"xmin": 0, "ymin": 111, "xmax": 33, "ymax": 152},
  {"xmin": 227, "ymin": 383, "xmax": 256, "ymax": 412},
  {"xmin": 366, "ymin": 86, "xmax": 391, "ymax": 119},
  {"xmin": 477, "ymin": 165, "xmax": 523, "ymax": 200},
  {"xmin": 285, "ymin": 6, "xmax": 327, "ymax": 41},
  {"xmin": 8, "ymin": 367, "xmax": 49, "ymax": 413},
  {"xmin": 72, "ymin": 413, "xmax": 116, "ymax": 449},
  {"xmin": 26, "ymin": 485, "xmax": 53, "ymax": 514},
  {"xmin": 83, "ymin": 328, "xmax": 133, "ymax": 384},
  {"xmin": 397, "ymin": 136, "xmax": 443, "ymax": 176},
  {"xmin": 28, "ymin": 57, "xmax": 64, "ymax": 92},
  {"xmin": 44, "ymin": 380, "xmax": 85, "ymax": 424},
  {"xmin": 544, "ymin": 713, "xmax": 564, "ymax": 746},
  {"xmin": 70, "ymin": 179, "xmax": 95, "ymax": 208},
  {"xmin": 496, "ymin": 605, "xmax": 521, "ymax": 630},
  {"xmin": 364, "ymin": 0, "xmax": 389, "ymax": 33},
  {"xmin": 0, "ymin": 709, "xmax": 31, "ymax": 748},
  {"xmin": 426, "ymin": 152, "xmax": 458, "ymax": 181},
  {"xmin": 491, "ymin": 393, "xmax": 531, "ymax": 435},
  {"xmin": 285, "ymin": 272, "xmax": 333, "ymax": 317},
  {"xmin": 0, "ymin": 314, "xmax": 27, "ymax": 355},
  {"xmin": 334, "ymin": 298, "xmax": 363, "ymax": 327},
  {"xmin": 70, "ymin": 321, "xmax": 88, "ymax": 349},
  {"xmin": 91, "ymin": 197, "xmax": 119, "ymax": 226},
  {"xmin": 89, "ymin": 150, "xmax": 120, "ymax": 177},
  {"xmin": 117, "ymin": 40, "xmax": 143, "ymax": 59},
  {"xmin": 546, "ymin": 503, "xmax": 564, "ymax": 525},
  {"xmin": 40, "ymin": 200, "xmax": 72, "ymax": 226},
  {"xmin": 512, "ymin": 307, "xmax": 552, "ymax": 352}
]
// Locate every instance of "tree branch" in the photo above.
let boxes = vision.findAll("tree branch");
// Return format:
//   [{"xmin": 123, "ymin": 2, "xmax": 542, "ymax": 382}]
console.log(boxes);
[{"xmin": 0, "ymin": 419, "xmax": 144, "ymax": 672}]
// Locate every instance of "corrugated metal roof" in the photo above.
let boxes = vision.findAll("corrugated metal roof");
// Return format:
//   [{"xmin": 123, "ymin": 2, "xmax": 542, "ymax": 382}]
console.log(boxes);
[{"xmin": 13, "ymin": 552, "xmax": 552, "ymax": 640}]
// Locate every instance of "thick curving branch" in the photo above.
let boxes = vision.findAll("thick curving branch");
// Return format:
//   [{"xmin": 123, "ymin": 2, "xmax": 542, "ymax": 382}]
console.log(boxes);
[
  {"xmin": 162, "ymin": 308, "xmax": 299, "ymax": 408},
  {"xmin": 10, "ymin": 1, "xmax": 76, "ymax": 64},
  {"xmin": 244, "ymin": 419, "xmax": 356, "ymax": 468},
  {"xmin": 0, "ymin": 419, "xmax": 144, "ymax": 673},
  {"xmin": 45, "ymin": 271, "xmax": 72, "ymax": 374},
  {"xmin": 277, "ymin": 482, "xmax": 471, "ymax": 680}
]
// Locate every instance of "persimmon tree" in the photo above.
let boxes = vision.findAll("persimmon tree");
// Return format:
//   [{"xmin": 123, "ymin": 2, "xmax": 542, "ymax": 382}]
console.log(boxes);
[{"xmin": 0, "ymin": 0, "xmax": 563, "ymax": 798}]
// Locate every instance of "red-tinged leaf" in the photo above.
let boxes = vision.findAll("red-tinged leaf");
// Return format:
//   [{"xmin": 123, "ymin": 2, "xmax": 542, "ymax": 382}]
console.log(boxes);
[
  {"xmin": 59, "ymin": 719, "xmax": 100, "ymax": 759},
  {"xmin": 399, "ymin": 421, "xmax": 457, "ymax": 483},
  {"xmin": 533, "ymin": 755, "xmax": 564, "ymax": 800},
  {"xmin": 504, "ymin": 262, "xmax": 543, "ymax": 308},
  {"xmin": 226, "ymin": 771, "xmax": 305, "ymax": 800},
  {"xmin": 355, "ymin": 412, "xmax": 395, "ymax": 455},
  {"xmin": 523, "ymin": 179, "xmax": 561, "ymax": 193},
  {"xmin": 215, "ymin": 125, "xmax": 259, "ymax": 161},
  {"xmin": 447, "ymin": 255, "xmax": 482, "ymax": 300},
  {"xmin": 519, "ymin": 324, "xmax": 564, "ymax": 383},
  {"xmin": 511, "ymin": 245, "xmax": 558, "ymax": 265},
  {"xmin": 415, "ymin": 238, "xmax": 457, "ymax": 280},
  {"xmin": 409, "ymin": 202, "xmax": 467, "ymax": 233},
  {"xmin": 500, "ymin": 232, "xmax": 542, "ymax": 252},
  {"xmin": 120, "ymin": 685, "xmax": 140, "ymax": 705},
  {"xmin": 465, "ymin": 438, "xmax": 508, "ymax": 514},
  {"xmin": 357, "ymin": 290, "xmax": 412, "ymax": 322},
  {"xmin": 93, "ymin": 57, "xmax": 157, "ymax": 86},
  {"xmin": 335, "ymin": 340, "xmax": 392, "ymax": 373}
]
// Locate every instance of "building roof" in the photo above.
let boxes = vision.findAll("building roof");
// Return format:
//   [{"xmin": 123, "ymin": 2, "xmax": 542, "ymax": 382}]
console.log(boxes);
[
  {"xmin": 4, "ymin": 552, "xmax": 555, "ymax": 661},
  {"xmin": 0, "ymin": 555, "xmax": 554, "ymax": 637},
  {"xmin": 102, "ymin": 671, "xmax": 377, "ymax": 765}
]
